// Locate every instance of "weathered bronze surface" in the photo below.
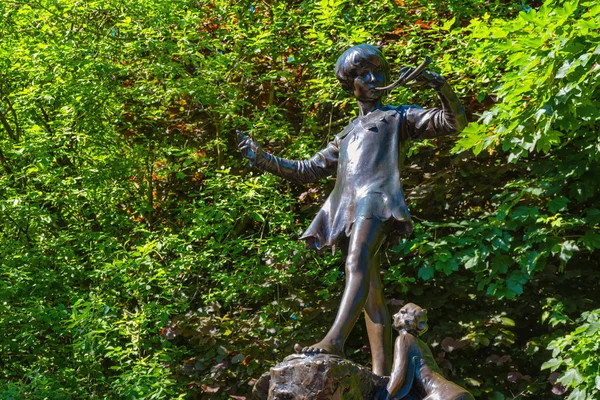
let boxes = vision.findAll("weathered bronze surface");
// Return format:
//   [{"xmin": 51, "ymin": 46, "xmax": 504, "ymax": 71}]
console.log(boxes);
[
  {"xmin": 252, "ymin": 353, "xmax": 423, "ymax": 400},
  {"xmin": 385, "ymin": 303, "xmax": 474, "ymax": 400},
  {"xmin": 251, "ymin": 304, "xmax": 472, "ymax": 400},
  {"xmin": 238, "ymin": 44, "xmax": 467, "ymax": 377},
  {"xmin": 374, "ymin": 56, "xmax": 432, "ymax": 91}
]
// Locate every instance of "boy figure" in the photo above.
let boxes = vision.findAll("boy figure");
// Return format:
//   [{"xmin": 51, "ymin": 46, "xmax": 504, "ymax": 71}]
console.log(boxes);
[{"xmin": 237, "ymin": 44, "xmax": 466, "ymax": 376}]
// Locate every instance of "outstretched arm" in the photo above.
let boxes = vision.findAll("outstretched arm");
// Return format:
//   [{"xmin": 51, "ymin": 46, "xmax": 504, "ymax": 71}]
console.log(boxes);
[
  {"xmin": 386, "ymin": 334, "xmax": 418, "ymax": 399},
  {"xmin": 237, "ymin": 131, "xmax": 338, "ymax": 184},
  {"xmin": 403, "ymin": 71, "xmax": 467, "ymax": 139}
]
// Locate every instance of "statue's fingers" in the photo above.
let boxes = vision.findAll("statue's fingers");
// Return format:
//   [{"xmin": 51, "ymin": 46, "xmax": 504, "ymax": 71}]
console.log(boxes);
[
  {"xmin": 411, "ymin": 70, "xmax": 429, "ymax": 83},
  {"xmin": 236, "ymin": 130, "xmax": 248, "ymax": 142},
  {"xmin": 240, "ymin": 147, "xmax": 254, "ymax": 159}
]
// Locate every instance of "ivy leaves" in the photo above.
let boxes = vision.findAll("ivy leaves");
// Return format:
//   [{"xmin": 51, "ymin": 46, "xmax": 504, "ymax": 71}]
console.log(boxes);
[
  {"xmin": 1, "ymin": 0, "xmax": 599, "ymax": 399},
  {"xmin": 543, "ymin": 309, "xmax": 600, "ymax": 400}
]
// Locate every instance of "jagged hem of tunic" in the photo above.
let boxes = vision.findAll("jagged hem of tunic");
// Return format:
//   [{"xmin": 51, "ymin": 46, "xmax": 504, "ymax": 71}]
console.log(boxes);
[{"xmin": 300, "ymin": 216, "xmax": 414, "ymax": 254}]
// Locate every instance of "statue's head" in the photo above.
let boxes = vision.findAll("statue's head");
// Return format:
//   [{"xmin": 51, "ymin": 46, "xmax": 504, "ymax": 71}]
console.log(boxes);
[
  {"xmin": 335, "ymin": 44, "xmax": 390, "ymax": 100},
  {"xmin": 393, "ymin": 303, "xmax": 428, "ymax": 336}
]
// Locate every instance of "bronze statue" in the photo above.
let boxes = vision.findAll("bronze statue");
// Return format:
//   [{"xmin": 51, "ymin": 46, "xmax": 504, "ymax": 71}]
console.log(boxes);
[
  {"xmin": 384, "ymin": 303, "xmax": 474, "ymax": 400},
  {"xmin": 238, "ymin": 44, "xmax": 467, "ymax": 377}
]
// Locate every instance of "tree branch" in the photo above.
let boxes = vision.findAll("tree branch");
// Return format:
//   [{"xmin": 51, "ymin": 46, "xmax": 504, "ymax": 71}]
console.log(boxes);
[
  {"xmin": 0, "ymin": 146, "xmax": 13, "ymax": 175},
  {"xmin": 37, "ymin": 103, "xmax": 54, "ymax": 135},
  {"xmin": 4, "ymin": 97, "xmax": 21, "ymax": 142},
  {"xmin": 0, "ymin": 101, "xmax": 17, "ymax": 142}
]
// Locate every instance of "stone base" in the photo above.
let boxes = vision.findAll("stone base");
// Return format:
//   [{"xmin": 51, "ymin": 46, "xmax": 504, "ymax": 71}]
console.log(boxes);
[{"xmin": 253, "ymin": 353, "xmax": 423, "ymax": 400}]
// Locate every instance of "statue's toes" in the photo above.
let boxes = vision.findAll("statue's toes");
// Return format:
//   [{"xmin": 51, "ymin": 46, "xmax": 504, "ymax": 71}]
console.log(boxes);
[
  {"xmin": 295, "ymin": 344, "xmax": 332, "ymax": 355},
  {"xmin": 307, "ymin": 346, "xmax": 328, "ymax": 354}
]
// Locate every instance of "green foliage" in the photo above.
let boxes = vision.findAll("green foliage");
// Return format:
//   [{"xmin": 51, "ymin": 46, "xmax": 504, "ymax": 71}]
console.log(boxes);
[
  {"xmin": 544, "ymin": 309, "xmax": 600, "ymax": 400},
  {"xmin": 1, "ymin": 0, "xmax": 598, "ymax": 398},
  {"xmin": 399, "ymin": 0, "xmax": 600, "ymax": 299}
]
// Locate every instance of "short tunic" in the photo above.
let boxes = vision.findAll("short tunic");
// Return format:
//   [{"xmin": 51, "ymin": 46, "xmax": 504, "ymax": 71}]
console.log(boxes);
[
  {"xmin": 254, "ymin": 86, "xmax": 466, "ymax": 252},
  {"xmin": 300, "ymin": 106, "xmax": 412, "ymax": 251}
]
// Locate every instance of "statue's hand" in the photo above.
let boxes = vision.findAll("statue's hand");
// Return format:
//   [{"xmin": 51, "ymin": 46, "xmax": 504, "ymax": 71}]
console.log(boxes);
[
  {"xmin": 403, "ymin": 68, "xmax": 447, "ymax": 90},
  {"xmin": 237, "ymin": 130, "xmax": 262, "ymax": 166}
]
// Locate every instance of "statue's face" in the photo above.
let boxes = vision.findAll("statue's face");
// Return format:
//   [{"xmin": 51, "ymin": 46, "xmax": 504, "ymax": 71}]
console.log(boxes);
[
  {"xmin": 393, "ymin": 303, "xmax": 428, "ymax": 335},
  {"xmin": 351, "ymin": 55, "xmax": 386, "ymax": 102}
]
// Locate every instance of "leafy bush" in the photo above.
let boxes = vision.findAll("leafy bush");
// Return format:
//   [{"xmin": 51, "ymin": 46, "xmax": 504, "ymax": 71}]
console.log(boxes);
[
  {"xmin": 543, "ymin": 309, "xmax": 600, "ymax": 400},
  {"xmin": 1, "ymin": 0, "xmax": 598, "ymax": 398}
]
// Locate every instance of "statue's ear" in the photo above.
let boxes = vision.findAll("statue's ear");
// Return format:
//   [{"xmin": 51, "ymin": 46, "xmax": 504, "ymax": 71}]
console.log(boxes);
[
  {"xmin": 342, "ymin": 80, "xmax": 354, "ymax": 94},
  {"xmin": 337, "ymin": 78, "xmax": 353, "ymax": 94}
]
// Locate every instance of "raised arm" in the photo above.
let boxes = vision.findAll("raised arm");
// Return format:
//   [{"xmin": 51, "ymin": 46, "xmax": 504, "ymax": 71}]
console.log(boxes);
[
  {"xmin": 237, "ymin": 131, "xmax": 338, "ymax": 184},
  {"xmin": 386, "ymin": 333, "xmax": 418, "ymax": 399},
  {"xmin": 402, "ymin": 71, "xmax": 467, "ymax": 140}
]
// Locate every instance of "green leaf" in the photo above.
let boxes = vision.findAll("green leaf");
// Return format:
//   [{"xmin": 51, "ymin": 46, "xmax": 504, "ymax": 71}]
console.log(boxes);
[
  {"xmin": 511, "ymin": 206, "xmax": 539, "ymax": 222},
  {"xmin": 555, "ymin": 60, "xmax": 571, "ymax": 79},
  {"xmin": 231, "ymin": 354, "xmax": 245, "ymax": 364},
  {"xmin": 586, "ymin": 209, "xmax": 600, "ymax": 225},
  {"xmin": 535, "ymin": 129, "xmax": 562, "ymax": 153},
  {"xmin": 441, "ymin": 16, "xmax": 456, "ymax": 31},
  {"xmin": 585, "ymin": 321, "xmax": 600, "ymax": 335},
  {"xmin": 558, "ymin": 241, "xmax": 579, "ymax": 263},
  {"xmin": 547, "ymin": 196, "xmax": 570, "ymax": 213},
  {"xmin": 558, "ymin": 368, "xmax": 583, "ymax": 387},
  {"xmin": 491, "ymin": 255, "xmax": 511, "ymax": 274},
  {"xmin": 534, "ymin": 104, "xmax": 552, "ymax": 121},
  {"xmin": 464, "ymin": 254, "xmax": 479, "ymax": 269},
  {"xmin": 580, "ymin": 230, "xmax": 600, "ymax": 251},
  {"xmin": 567, "ymin": 388, "xmax": 587, "ymax": 400},
  {"xmin": 506, "ymin": 275, "xmax": 524, "ymax": 296},
  {"xmin": 418, "ymin": 264, "xmax": 434, "ymax": 280},
  {"xmin": 541, "ymin": 358, "xmax": 562, "ymax": 371},
  {"xmin": 453, "ymin": 122, "xmax": 487, "ymax": 155}
]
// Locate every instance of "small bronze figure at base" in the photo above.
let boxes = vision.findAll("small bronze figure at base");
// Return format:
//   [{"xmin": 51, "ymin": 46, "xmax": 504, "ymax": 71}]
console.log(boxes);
[
  {"xmin": 383, "ymin": 303, "xmax": 474, "ymax": 400},
  {"xmin": 252, "ymin": 304, "xmax": 473, "ymax": 400}
]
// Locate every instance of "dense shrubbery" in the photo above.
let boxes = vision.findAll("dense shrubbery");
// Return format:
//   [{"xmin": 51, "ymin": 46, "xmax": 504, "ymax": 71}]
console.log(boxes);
[{"xmin": 1, "ymin": 0, "xmax": 598, "ymax": 398}]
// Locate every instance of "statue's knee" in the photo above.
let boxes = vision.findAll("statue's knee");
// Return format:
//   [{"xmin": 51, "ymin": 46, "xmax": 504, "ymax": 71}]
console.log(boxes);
[{"xmin": 345, "ymin": 246, "xmax": 371, "ymax": 274}]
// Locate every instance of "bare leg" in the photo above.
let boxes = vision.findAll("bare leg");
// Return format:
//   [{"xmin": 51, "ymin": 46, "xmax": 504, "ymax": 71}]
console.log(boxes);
[
  {"xmin": 297, "ymin": 217, "xmax": 386, "ymax": 356},
  {"xmin": 365, "ymin": 249, "xmax": 392, "ymax": 376}
]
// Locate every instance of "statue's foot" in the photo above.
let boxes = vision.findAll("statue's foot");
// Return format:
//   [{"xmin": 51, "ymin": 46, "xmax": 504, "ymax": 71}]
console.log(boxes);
[{"xmin": 294, "ymin": 339, "xmax": 344, "ymax": 357}]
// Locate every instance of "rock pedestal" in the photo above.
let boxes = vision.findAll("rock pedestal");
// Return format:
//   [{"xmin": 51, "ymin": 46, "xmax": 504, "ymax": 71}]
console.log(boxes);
[{"xmin": 252, "ymin": 354, "xmax": 423, "ymax": 400}]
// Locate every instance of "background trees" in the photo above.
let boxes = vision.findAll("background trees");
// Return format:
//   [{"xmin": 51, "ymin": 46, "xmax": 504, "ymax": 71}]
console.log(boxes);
[{"xmin": 0, "ymin": 0, "xmax": 598, "ymax": 398}]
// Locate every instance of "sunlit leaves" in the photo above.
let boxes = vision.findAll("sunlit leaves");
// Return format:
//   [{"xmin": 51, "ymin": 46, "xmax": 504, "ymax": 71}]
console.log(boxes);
[
  {"xmin": 2, "ymin": 0, "xmax": 600, "ymax": 399},
  {"xmin": 544, "ymin": 309, "xmax": 600, "ymax": 400}
]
